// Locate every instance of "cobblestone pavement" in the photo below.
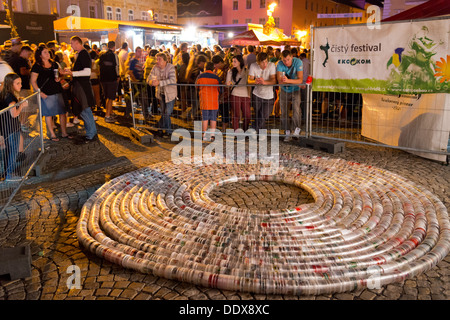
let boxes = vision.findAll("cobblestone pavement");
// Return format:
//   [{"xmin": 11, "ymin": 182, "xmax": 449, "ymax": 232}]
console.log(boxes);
[{"xmin": 0, "ymin": 112, "xmax": 449, "ymax": 305}]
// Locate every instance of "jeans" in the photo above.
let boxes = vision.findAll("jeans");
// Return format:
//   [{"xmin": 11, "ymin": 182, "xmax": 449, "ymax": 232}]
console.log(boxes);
[
  {"xmin": 4, "ymin": 131, "xmax": 20, "ymax": 178},
  {"xmin": 80, "ymin": 107, "xmax": 97, "ymax": 139},
  {"xmin": 253, "ymin": 94, "xmax": 274, "ymax": 133},
  {"xmin": 158, "ymin": 98, "xmax": 175, "ymax": 133},
  {"xmin": 280, "ymin": 89, "xmax": 301, "ymax": 132}
]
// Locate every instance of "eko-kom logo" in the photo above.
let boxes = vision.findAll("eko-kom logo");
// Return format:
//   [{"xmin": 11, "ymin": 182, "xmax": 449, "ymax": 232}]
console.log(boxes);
[
  {"xmin": 338, "ymin": 58, "xmax": 372, "ymax": 66},
  {"xmin": 170, "ymin": 122, "xmax": 280, "ymax": 175}
]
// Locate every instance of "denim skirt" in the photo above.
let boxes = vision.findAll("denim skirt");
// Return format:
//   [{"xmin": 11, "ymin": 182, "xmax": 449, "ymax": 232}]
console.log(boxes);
[{"xmin": 41, "ymin": 93, "xmax": 66, "ymax": 117}]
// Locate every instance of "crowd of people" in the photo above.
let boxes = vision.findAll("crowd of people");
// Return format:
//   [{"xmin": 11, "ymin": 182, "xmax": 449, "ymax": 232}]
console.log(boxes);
[
  {"xmin": 0, "ymin": 36, "xmax": 310, "ymax": 180},
  {"xmin": 121, "ymin": 41, "xmax": 311, "ymax": 141}
]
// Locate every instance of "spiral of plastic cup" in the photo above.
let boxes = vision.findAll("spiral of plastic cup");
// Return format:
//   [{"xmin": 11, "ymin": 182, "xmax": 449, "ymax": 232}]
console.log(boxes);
[{"xmin": 77, "ymin": 154, "xmax": 450, "ymax": 295}]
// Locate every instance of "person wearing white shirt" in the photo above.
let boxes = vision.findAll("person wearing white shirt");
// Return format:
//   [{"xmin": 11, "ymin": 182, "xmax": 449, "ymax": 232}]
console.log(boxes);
[{"xmin": 248, "ymin": 52, "xmax": 277, "ymax": 133}]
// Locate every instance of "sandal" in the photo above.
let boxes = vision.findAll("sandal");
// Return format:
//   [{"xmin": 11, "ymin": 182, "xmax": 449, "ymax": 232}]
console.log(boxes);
[
  {"xmin": 49, "ymin": 136, "xmax": 60, "ymax": 142},
  {"xmin": 61, "ymin": 135, "xmax": 74, "ymax": 139}
]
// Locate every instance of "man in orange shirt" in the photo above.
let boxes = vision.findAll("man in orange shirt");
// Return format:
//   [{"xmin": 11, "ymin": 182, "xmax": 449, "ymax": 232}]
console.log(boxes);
[{"xmin": 196, "ymin": 62, "xmax": 222, "ymax": 142}]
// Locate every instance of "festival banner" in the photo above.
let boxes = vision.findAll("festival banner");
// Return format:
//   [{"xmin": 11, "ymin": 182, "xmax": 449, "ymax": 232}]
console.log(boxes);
[
  {"xmin": 361, "ymin": 93, "xmax": 450, "ymax": 162},
  {"xmin": 312, "ymin": 18, "xmax": 450, "ymax": 94}
]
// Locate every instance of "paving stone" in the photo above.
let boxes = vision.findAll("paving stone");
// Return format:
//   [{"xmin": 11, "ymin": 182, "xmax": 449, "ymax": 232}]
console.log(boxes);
[
  {"xmin": 359, "ymin": 289, "xmax": 377, "ymax": 300},
  {"xmin": 0, "ymin": 116, "xmax": 448, "ymax": 301}
]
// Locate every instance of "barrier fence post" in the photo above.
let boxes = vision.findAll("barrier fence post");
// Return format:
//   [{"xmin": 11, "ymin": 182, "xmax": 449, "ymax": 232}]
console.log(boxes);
[{"xmin": 38, "ymin": 90, "xmax": 44, "ymax": 154}]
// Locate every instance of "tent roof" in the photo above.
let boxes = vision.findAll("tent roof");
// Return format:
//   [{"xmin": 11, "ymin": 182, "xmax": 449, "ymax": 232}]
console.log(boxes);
[
  {"xmin": 222, "ymin": 28, "xmax": 301, "ymax": 47},
  {"xmin": 383, "ymin": 0, "xmax": 450, "ymax": 22},
  {"xmin": 54, "ymin": 16, "xmax": 183, "ymax": 33},
  {"xmin": 222, "ymin": 29, "xmax": 275, "ymax": 46}
]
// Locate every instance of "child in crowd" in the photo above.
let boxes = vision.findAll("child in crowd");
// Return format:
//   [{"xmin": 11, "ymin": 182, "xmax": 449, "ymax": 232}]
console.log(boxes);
[
  {"xmin": 196, "ymin": 62, "xmax": 221, "ymax": 141},
  {"xmin": 0, "ymin": 73, "xmax": 27, "ymax": 181}
]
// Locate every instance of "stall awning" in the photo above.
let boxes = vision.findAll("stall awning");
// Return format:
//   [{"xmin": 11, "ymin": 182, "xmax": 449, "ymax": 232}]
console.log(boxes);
[
  {"xmin": 222, "ymin": 29, "xmax": 275, "ymax": 46},
  {"xmin": 222, "ymin": 28, "xmax": 301, "ymax": 47},
  {"xmin": 54, "ymin": 16, "xmax": 183, "ymax": 33},
  {"xmin": 382, "ymin": 0, "xmax": 450, "ymax": 22}
]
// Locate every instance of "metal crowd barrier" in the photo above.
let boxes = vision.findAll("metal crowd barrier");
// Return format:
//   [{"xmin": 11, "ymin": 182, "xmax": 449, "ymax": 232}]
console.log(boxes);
[
  {"xmin": 0, "ymin": 91, "xmax": 44, "ymax": 215},
  {"xmin": 128, "ymin": 80, "xmax": 306, "ymax": 138},
  {"xmin": 306, "ymin": 90, "xmax": 450, "ymax": 161},
  {"xmin": 128, "ymin": 79, "xmax": 449, "ymax": 161}
]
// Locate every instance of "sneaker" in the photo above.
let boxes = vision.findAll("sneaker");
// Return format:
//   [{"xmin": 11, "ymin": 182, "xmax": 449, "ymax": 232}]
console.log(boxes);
[
  {"xmin": 73, "ymin": 118, "xmax": 81, "ymax": 124},
  {"xmin": 284, "ymin": 130, "xmax": 292, "ymax": 142},
  {"xmin": 84, "ymin": 135, "xmax": 98, "ymax": 143},
  {"xmin": 293, "ymin": 127, "xmax": 301, "ymax": 138},
  {"xmin": 74, "ymin": 135, "xmax": 98, "ymax": 145},
  {"xmin": 105, "ymin": 116, "xmax": 116, "ymax": 123}
]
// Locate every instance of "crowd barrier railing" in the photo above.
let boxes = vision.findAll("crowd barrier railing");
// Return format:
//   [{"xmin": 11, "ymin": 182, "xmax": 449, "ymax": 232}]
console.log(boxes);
[
  {"xmin": 128, "ymin": 79, "xmax": 449, "ymax": 162},
  {"xmin": 0, "ymin": 91, "xmax": 44, "ymax": 215},
  {"xmin": 127, "ymin": 80, "xmax": 307, "ymax": 139}
]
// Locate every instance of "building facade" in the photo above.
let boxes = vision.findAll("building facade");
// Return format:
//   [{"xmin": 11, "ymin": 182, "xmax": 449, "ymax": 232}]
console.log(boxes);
[
  {"xmin": 381, "ymin": 0, "xmax": 427, "ymax": 20},
  {"xmin": 102, "ymin": 0, "xmax": 177, "ymax": 24},
  {"xmin": 182, "ymin": 0, "xmax": 370, "ymax": 44},
  {"xmin": 0, "ymin": 0, "xmax": 103, "ymax": 18},
  {"xmin": 0, "ymin": 0, "xmax": 178, "ymax": 23}
]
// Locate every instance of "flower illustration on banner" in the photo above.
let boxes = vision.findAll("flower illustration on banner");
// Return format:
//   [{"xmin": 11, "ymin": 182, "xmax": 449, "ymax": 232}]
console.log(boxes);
[{"xmin": 434, "ymin": 55, "xmax": 450, "ymax": 83}]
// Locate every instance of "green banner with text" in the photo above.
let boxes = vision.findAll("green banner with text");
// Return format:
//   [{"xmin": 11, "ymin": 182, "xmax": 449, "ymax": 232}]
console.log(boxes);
[{"xmin": 312, "ymin": 18, "xmax": 450, "ymax": 94}]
